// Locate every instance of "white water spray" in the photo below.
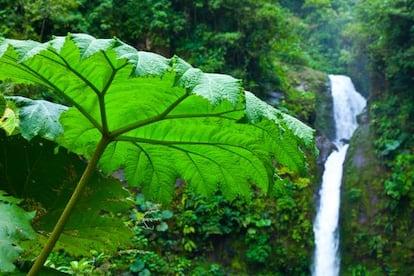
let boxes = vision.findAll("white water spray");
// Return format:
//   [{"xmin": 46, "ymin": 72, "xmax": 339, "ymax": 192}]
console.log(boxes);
[{"xmin": 313, "ymin": 75, "xmax": 366, "ymax": 276}]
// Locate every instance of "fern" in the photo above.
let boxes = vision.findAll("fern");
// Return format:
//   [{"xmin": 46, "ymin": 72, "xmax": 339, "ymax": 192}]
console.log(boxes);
[{"xmin": 0, "ymin": 33, "xmax": 315, "ymax": 274}]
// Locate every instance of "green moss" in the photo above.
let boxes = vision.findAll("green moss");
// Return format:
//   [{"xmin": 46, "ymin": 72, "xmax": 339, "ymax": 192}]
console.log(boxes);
[
  {"xmin": 341, "ymin": 113, "xmax": 414, "ymax": 275},
  {"xmin": 278, "ymin": 66, "xmax": 330, "ymax": 132}
]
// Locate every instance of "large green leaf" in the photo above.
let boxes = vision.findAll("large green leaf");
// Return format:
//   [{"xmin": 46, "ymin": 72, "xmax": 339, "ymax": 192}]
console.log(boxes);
[
  {"xmin": 0, "ymin": 134, "xmax": 133, "ymax": 258},
  {"xmin": 0, "ymin": 34, "xmax": 315, "ymax": 204},
  {"xmin": 244, "ymin": 91, "xmax": 315, "ymax": 173},
  {"xmin": 0, "ymin": 191, "xmax": 36, "ymax": 273}
]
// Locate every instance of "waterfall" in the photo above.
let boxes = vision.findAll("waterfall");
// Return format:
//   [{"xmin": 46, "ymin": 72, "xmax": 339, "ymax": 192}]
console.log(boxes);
[{"xmin": 312, "ymin": 75, "xmax": 366, "ymax": 276}]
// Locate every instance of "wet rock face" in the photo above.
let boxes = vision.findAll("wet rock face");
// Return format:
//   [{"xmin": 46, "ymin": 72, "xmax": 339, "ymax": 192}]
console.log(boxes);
[
  {"xmin": 339, "ymin": 109, "xmax": 391, "ymax": 274},
  {"xmin": 357, "ymin": 107, "xmax": 369, "ymax": 124},
  {"xmin": 315, "ymin": 134, "xmax": 337, "ymax": 166},
  {"xmin": 311, "ymin": 73, "xmax": 335, "ymax": 181},
  {"xmin": 314, "ymin": 77, "xmax": 335, "ymax": 141}
]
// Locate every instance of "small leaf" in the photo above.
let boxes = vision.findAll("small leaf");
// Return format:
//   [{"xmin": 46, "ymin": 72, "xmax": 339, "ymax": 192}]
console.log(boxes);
[
  {"xmin": 156, "ymin": 221, "xmax": 169, "ymax": 232},
  {"xmin": 139, "ymin": 268, "xmax": 151, "ymax": 276},
  {"xmin": 161, "ymin": 210, "xmax": 173, "ymax": 219},
  {"xmin": 255, "ymin": 219, "xmax": 272, "ymax": 227},
  {"xmin": 0, "ymin": 107, "xmax": 19, "ymax": 135},
  {"xmin": 6, "ymin": 96, "xmax": 67, "ymax": 140},
  {"xmin": 130, "ymin": 259, "xmax": 145, "ymax": 272},
  {"xmin": 0, "ymin": 191, "xmax": 36, "ymax": 273},
  {"xmin": 247, "ymin": 228, "xmax": 257, "ymax": 235},
  {"xmin": 135, "ymin": 194, "xmax": 146, "ymax": 205}
]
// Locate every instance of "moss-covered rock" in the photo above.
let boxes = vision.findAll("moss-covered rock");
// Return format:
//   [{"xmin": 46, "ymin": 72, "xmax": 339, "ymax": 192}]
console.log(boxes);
[
  {"xmin": 340, "ymin": 108, "xmax": 414, "ymax": 275},
  {"xmin": 312, "ymin": 73, "xmax": 335, "ymax": 141},
  {"xmin": 340, "ymin": 111, "xmax": 385, "ymax": 274},
  {"xmin": 281, "ymin": 66, "xmax": 334, "ymax": 174},
  {"xmin": 279, "ymin": 66, "xmax": 331, "ymax": 134}
]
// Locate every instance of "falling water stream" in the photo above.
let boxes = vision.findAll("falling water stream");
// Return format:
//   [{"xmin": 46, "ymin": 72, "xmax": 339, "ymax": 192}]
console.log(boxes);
[{"xmin": 312, "ymin": 75, "xmax": 366, "ymax": 276}]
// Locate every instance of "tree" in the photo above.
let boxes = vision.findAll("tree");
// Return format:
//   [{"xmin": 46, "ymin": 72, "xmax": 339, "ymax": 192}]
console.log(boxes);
[
  {"xmin": 339, "ymin": 1, "xmax": 414, "ymax": 273},
  {"xmin": 0, "ymin": 34, "xmax": 315, "ymax": 274},
  {"xmin": 171, "ymin": 0, "xmax": 305, "ymax": 96},
  {"xmin": 0, "ymin": 1, "xmax": 309, "ymax": 97},
  {"xmin": 0, "ymin": 0, "xmax": 80, "ymax": 41}
]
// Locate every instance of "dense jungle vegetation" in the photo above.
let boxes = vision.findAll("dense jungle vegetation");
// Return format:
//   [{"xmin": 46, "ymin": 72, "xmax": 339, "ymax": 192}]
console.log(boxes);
[
  {"xmin": 0, "ymin": 0, "xmax": 413, "ymax": 275},
  {"xmin": 339, "ymin": 1, "xmax": 414, "ymax": 275}
]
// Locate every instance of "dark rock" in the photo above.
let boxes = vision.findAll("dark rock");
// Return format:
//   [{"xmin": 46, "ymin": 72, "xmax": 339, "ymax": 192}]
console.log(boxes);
[
  {"xmin": 315, "ymin": 134, "xmax": 337, "ymax": 166},
  {"xmin": 340, "ymin": 119, "xmax": 388, "ymax": 273},
  {"xmin": 357, "ymin": 108, "xmax": 369, "ymax": 124},
  {"xmin": 267, "ymin": 91, "xmax": 284, "ymax": 105},
  {"xmin": 340, "ymin": 138, "xmax": 350, "ymax": 144},
  {"xmin": 314, "ymin": 76, "xmax": 335, "ymax": 141}
]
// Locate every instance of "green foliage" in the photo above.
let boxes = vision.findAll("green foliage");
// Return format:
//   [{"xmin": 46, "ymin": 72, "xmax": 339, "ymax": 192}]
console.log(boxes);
[
  {"xmin": 171, "ymin": 0, "xmax": 307, "ymax": 94},
  {"xmin": 245, "ymin": 233, "xmax": 271, "ymax": 264},
  {"xmin": 25, "ymin": 173, "xmax": 133, "ymax": 256},
  {"xmin": 129, "ymin": 193, "xmax": 173, "ymax": 233},
  {"xmin": 348, "ymin": 188, "xmax": 362, "ymax": 202},
  {"xmin": 118, "ymin": 183, "xmax": 314, "ymax": 275},
  {"xmin": 368, "ymin": 234, "xmax": 386, "ymax": 259},
  {"xmin": 72, "ymin": 0, "xmax": 308, "ymax": 95},
  {"xmin": 176, "ymin": 191, "xmax": 243, "ymax": 240},
  {"xmin": 352, "ymin": 0, "xmax": 414, "ymax": 80},
  {"xmin": 371, "ymin": 95, "xmax": 412, "ymax": 157},
  {"xmin": 370, "ymin": 93, "xmax": 414, "ymax": 203},
  {"xmin": 347, "ymin": 264, "xmax": 369, "ymax": 276},
  {"xmin": 44, "ymin": 250, "xmax": 110, "ymax": 275},
  {"xmin": 384, "ymin": 153, "xmax": 414, "ymax": 200},
  {"xmin": 341, "ymin": 4, "xmax": 414, "ymax": 266},
  {"xmin": 284, "ymin": 88, "xmax": 315, "ymax": 122},
  {"xmin": 0, "ymin": 0, "xmax": 80, "ymax": 41},
  {"xmin": 0, "ymin": 191, "xmax": 36, "ymax": 272},
  {"xmin": 342, "ymin": 0, "xmax": 414, "ymax": 95},
  {"xmin": 40, "ymin": 166, "xmax": 315, "ymax": 275},
  {"xmin": 0, "ymin": 1, "xmax": 335, "ymax": 274},
  {"xmin": 340, "ymin": 114, "xmax": 414, "ymax": 275},
  {"xmin": 85, "ymin": 0, "xmax": 185, "ymax": 53},
  {"xmin": 282, "ymin": 0, "xmax": 353, "ymax": 74},
  {"xmin": 0, "ymin": 134, "xmax": 133, "ymax": 259},
  {"xmin": 0, "ymin": 0, "xmax": 321, "ymax": 97},
  {"xmin": 0, "ymin": 33, "xmax": 315, "ymax": 273},
  {"xmin": 57, "ymin": 258, "xmax": 94, "ymax": 275}
]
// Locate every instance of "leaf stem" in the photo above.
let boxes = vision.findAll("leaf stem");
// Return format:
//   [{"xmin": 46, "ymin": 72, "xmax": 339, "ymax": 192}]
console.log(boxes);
[{"xmin": 27, "ymin": 136, "xmax": 111, "ymax": 276}]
